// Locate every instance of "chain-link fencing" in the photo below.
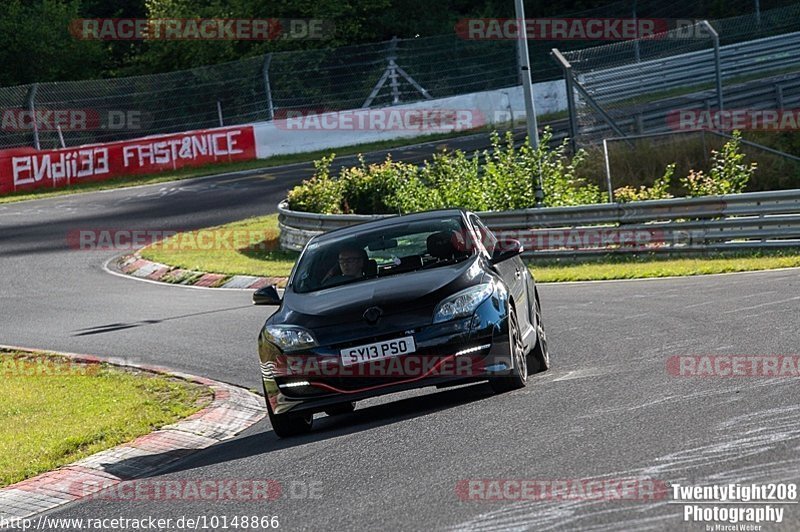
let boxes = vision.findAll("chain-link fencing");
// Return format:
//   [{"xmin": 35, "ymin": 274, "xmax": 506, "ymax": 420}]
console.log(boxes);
[
  {"xmin": 1, "ymin": 0, "xmax": 798, "ymax": 151},
  {"xmin": 555, "ymin": 2, "xmax": 800, "ymax": 147}
]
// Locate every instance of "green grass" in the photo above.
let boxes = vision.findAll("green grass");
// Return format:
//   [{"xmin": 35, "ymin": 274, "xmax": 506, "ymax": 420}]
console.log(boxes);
[
  {"xmin": 0, "ymin": 350, "xmax": 212, "ymax": 487},
  {"xmin": 531, "ymin": 250, "xmax": 800, "ymax": 282},
  {"xmin": 140, "ymin": 214, "xmax": 298, "ymax": 279},
  {"xmin": 0, "ymin": 125, "xmax": 511, "ymax": 206},
  {"xmin": 140, "ymin": 214, "xmax": 800, "ymax": 283}
]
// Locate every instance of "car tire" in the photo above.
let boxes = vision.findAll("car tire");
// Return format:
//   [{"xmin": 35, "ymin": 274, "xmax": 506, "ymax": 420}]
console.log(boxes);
[
  {"xmin": 528, "ymin": 290, "xmax": 550, "ymax": 374},
  {"xmin": 324, "ymin": 401, "xmax": 356, "ymax": 416},
  {"xmin": 490, "ymin": 305, "xmax": 527, "ymax": 393},
  {"xmin": 267, "ymin": 405, "xmax": 313, "ymax": 438}
]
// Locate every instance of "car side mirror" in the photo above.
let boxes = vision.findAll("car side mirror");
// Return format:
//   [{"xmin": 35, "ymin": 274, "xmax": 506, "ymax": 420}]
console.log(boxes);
[
  {"xmin": 491, "ymin": 239, "xmax": 523, "ymax": 264},
  {"xmin": 253, "ymin": 285, "xmax": 282, "ymax": 305}
]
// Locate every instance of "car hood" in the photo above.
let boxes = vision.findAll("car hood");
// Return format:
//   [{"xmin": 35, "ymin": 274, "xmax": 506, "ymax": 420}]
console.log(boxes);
[{"xmin": 273, "ymin": 256, "xmax": 485, "ymax": 340}]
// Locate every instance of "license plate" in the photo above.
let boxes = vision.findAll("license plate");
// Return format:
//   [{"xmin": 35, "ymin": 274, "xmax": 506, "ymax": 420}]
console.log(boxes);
[{"xmin": 340, "ymin": 336, "xmax": 416, "ymax": 367}]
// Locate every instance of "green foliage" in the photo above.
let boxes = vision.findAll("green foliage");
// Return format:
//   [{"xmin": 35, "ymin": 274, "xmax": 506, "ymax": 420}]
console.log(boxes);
[
  {"xmin": 0, "ymin": 1, "xmax": 785, "ymax": 87},
  {"xmin": 680, "ymin": 131, "xmax": 757, "ymax": 196},
  {"xmin": 286, "ymin": 154, "xmax": 343, "ymax": 214},
  {"xmin": 288, "ymin": 127, "xmax": 606, "ymax": 214},
  {"xmin": 614, "ymin": 163, "xmax": 675, "ymax": 203},
  {"xmin": 0, "ymin": 0, "xmax": 106, "ymax": 85},
  {"xmin": 481, "ymin": 129, "xmax": 602, "ymax": 209},
  {"xmin": 339, "ymin": 155, "xmax": 417, "ymax": 214}
]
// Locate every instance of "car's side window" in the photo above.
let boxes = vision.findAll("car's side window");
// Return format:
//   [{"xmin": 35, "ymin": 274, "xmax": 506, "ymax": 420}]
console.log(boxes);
[{"xmin": 470, "ymin": 216, "xmax": 497, "ymax": 256}]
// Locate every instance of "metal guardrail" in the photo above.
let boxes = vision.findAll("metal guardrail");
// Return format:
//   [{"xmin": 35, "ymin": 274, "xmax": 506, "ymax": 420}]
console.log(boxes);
[
  {"xmin": 580, "ymin": 31, "xmax": 800, "ymax": 104},
  {"xmin": 278, "ymin": 189, "xmax": 800, "ymax": 258},
  {"xmin": 576, "ymin": 71, "xmax": 800, "ymax": 140}
]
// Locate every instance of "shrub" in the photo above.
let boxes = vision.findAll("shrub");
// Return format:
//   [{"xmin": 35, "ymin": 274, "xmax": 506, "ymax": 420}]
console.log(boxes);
[
  {"xmin": 680, "ymin": 131, "xmax": 757, "ymax": 196},
  {"xmin": 482, "ymin": 129, "xmax": 602, "ymax": 209},
  {"xmin": 614, "ymin": 163, "xmax": 675, "ymax": 203},
  {"xmin": 286, "ymin": 154, "xmax": 343, "ymax": 214},
  {"xmin": 339, "ymin": 155, "xmax": 416, "ymax": 214},
  {"xmin": 286, "ymin": 128, "xmax": 757, "ymax": 215}
]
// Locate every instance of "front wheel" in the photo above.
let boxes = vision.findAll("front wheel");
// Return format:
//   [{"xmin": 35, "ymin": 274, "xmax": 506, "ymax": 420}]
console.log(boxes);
[
  {"xmin": 528, "ymin": 291, "xmax": 550, "ymax": 373},
  {"xmin": 267, "ymin": 404, "xmax": 313, "ymax": 438},
  {"xmin": 490, "ymin": 306, "xmax": 527, "ymax": 393}
]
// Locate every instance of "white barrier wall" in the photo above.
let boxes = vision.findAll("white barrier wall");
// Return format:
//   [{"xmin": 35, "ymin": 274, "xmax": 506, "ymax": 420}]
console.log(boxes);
[{"xmin": 252, "ymin": 81, "xmax": 566, "ymax": 159}]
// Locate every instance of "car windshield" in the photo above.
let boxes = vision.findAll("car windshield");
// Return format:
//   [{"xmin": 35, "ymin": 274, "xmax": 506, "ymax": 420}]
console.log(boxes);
[{"xmin": 291, "ymin": 215, "xmax": 475, "ymax": 293}]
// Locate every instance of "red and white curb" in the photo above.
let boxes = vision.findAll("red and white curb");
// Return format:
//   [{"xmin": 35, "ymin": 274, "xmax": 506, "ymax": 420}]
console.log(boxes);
[
  {"xmin": 113, "ymin": 254, "xmax": 287, "ymax": 290},
  {"xmin": 0, "ymin": 346, "xmax": 266, "ymax": 520}
]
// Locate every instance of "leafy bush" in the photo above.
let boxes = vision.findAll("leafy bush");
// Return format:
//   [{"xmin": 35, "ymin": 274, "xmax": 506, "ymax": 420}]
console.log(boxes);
[
  {"xmin": 614, "ymin": 163, "xmax": 675, "ymax": 203},
  {"xmin": 480, "ymin": 129, "xmax": 602, "ymax": 209},
  {"xmin": 339, "ymin": 155, "xmax": 417, "ymax": 214},
  {"xmin": 288, "ymin": 127, "xmax": 606, "ymax": 214},
  {"xmin": 680, "ymin": 131, "xmax": 757, "ymax": 196},
  {"xmin": 286, "ymin": 129, "xmax": 759, "ymax": 215},
  {"xmin": 286, "ymin": 155, "xmax": 344, "ymax": 214}
]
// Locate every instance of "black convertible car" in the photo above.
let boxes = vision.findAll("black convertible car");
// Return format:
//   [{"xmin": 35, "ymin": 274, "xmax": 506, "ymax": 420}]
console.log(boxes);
[{"xmin": 254, "ymin": 209, "xmax": 549, "ymax": 437}]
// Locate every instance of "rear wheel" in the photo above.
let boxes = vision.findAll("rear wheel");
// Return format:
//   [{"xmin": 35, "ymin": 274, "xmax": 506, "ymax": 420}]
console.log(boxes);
[
  {"xmin": 324, "ymin": 401, "xmax": 355, "ymax": 416},
  {"xmin": 490, "ymin": 306, "xmax": 527, "ymax": 393},
  {"xmin": 529, "ymin": 291, "xmax": 550, "ymax": 373},
  {"xmin": 267, "ymin": 404, "xmax": 313, "ymax": 438}
]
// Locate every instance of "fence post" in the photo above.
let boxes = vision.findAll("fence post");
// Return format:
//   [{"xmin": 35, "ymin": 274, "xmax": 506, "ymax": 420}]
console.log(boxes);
[
  {"xmin": 551, "ymin": 48, "xmax": 578, "ymax": 154},
  {"xmin": 775, "ymin": 83, "xmax": 784, "ymax": 108},
  {"xmin": 633, "ymin": 0, "xmax": 641, "ymax": 63},
  {"xmin": 388, "ymin": 36, "xmax": 400, "ymax": 105},
  {"xmin": 263, "ymin": 54, "xmax": 275, "ymax": 121},
  {"xmin": 702, "ymin": 20, "xmax": 724, "ymax": 112},
  {"xmin": 25, "ymin": 83, "xmax": 40, "ymax": 150},
  {"xmin": 603, "ymin": 138, "xmax": 614, "ymax": 203},
  {"xmin": 217, "ymin": 101, "xmax": 224, "ymax": 126}
]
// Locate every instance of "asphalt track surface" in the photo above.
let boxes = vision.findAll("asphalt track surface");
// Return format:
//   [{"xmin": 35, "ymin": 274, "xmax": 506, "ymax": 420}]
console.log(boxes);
[{"xmin": 1, "ymin": 134, "xmax": 799, "ymax": 531}]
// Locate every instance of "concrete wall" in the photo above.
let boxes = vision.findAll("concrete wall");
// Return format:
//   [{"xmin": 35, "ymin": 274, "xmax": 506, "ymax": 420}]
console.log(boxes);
[{"xmin": 253, "ymin": 80, "xmax": 566, "ymax": 159}]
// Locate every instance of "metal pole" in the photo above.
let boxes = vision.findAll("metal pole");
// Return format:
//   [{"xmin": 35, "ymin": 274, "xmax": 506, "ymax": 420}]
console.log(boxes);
[
  {"xmin": 552, "ymin": 48, "xmax": 578, "ymax": 154},
  {"xmin": 26, "ymin": 83, "xmax": 40, "ymax": 150},
  {"xmin": 263, "ymin": 54, "xmax": 275, "ymax": 121},
  {"xmin": 514, "ymin": 0, "xmax": 543, "ymax": 206},
  {"xmin": 217, "ymin": 101, "xmax": 224, "ymax": 127},
  {"xmin": 56, "ymin": 124, "xmax": 66, "ymax": 149},
  {"xmin": 633, "ymin": 0, "xmax": 641, "ymax": 63},
  {"xmin": 702, "ymin": 21, "xmax": 724, "ymax": 112},
  {"xmin": 515, "ymin": 1, "xmax": 539, "ymax": 148},
  {"xmin": 603, "ymin": 138, "xmax": 614, "ymax": 203},
  {"xmin": 755, "ymin": 0, "xmax": 761, "ymax": 30},
  {"xmin": 388, "ymin": 37, "xmax": 400, "ymax": 105}
]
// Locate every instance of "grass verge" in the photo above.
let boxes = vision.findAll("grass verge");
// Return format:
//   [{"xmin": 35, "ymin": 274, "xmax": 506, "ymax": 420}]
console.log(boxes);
[
  {"xmin": 0, "ymin": 350, "xmax": 212, "ymax": 487},
  {"xmin": 140, "ymin": 214, "xmax": 298, "ymax": 279},
  {"xmin": 531, "ymin": 250, "xmax": 800, "ymax": 282},
  {"xmin": 139, "ymin": 214, "xmax": 800, "ymax": 283}
]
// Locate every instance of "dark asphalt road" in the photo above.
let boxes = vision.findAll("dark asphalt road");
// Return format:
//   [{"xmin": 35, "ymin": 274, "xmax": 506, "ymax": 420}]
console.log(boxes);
[{"xmin": 1, "ymin": 134, "xmax": 799, "ymax": 531}]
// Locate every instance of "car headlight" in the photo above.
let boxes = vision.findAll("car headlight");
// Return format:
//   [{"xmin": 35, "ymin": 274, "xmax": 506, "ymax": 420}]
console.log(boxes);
[
  {"xmin": 262, "ymin": 325, "xmax": 317, "ymax": 352},
  {"xmin": 433, "ymin": 282, "xmax": 494, "ymax": 324}
]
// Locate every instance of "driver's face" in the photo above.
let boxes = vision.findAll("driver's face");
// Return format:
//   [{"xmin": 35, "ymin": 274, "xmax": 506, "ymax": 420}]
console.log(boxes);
[{"xmin": 338, "ymin": 250, "xmax": 364, "ymax": 277}]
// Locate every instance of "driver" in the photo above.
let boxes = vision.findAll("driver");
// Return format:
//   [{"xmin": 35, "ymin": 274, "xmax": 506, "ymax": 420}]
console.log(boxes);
[
  {"xmin": 338, "ymin": 246, "xmax": 367, "ymax": 278},
  {"xmin": 321, "ymin": 245, "xmax": 368, "ymax": 285}
]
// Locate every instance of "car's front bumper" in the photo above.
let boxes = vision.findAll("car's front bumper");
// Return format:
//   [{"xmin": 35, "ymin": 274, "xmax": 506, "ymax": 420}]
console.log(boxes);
[{"xmin": 258, "ymin": 297, "xmax": 514, "ymax": 415}]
